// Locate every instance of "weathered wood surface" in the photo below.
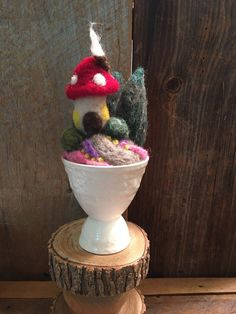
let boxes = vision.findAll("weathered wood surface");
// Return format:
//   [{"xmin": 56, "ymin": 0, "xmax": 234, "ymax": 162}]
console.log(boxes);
[
  {"xmin": 0, "ymin": 0, "xmax": 132, "ymax": 279},
  {"xmin": 1, "ymin": 278, "xmax": 236, "ymax": 298},
  {"xmin": 48, "ymin": 219, "xmax": 150, "ymax": 296},
  {"xmin": 1, "ymin": 294, "xmax": 236, "ymax": 314},
  {"xmin": 52, "ymin": 290, "xmax": 145, "ymax": 314},
  {"xmin": 145, "ymin": 295, "xmax": 236, "ymax": 314},
  {"xmin": 140, "ymin": 277, "xmax": 236, "ymax": 296},
  {"xmin": 131, "ymin": 0, "xmax": 236, "ymax": 276},
  {"xmin": 0, "ymin": 299, "xmax": 52, "ymax": 314}
]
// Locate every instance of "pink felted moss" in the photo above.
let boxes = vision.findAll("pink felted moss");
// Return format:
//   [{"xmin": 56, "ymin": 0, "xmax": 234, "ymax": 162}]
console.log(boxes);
[
  {"xmin": 63, "ymin": 135, "xmax": 149, "ymax": 167},
  {"xmin": 119, "ymin": 140, "xmax": 148, "ymax": 160},
  {"xmin": 63, "ymin": 151, "xmax": 109, "ymax": 166}
]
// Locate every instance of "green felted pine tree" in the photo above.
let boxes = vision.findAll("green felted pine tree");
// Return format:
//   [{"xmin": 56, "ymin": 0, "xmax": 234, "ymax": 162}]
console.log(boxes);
[
  {"xmin": 116, "ymin": 68, "xmax": 148, "ymax": 146},
  {"xmin": 107, "ymin": 71, "xmax": 124, "ymax": 116}
]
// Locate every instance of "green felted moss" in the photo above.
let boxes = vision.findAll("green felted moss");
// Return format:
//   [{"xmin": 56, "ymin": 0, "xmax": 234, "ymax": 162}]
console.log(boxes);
[
  {"xmin": 103, "ymin": 117, "xmax": 129, "ymax": 140},
  {"xmin": 107, "ymin": 71, "xmax": 124, "ymax": 116},
  {"xmin": 116, "ymin": 67, "xmax": 148, "ymax": 146},
  {"xmin": 60, "ymin": 127, "xmax": 84, "ymax": 151}
]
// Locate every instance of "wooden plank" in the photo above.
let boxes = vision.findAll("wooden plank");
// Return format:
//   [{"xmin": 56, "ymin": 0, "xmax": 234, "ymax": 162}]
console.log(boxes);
[
  {"xmin": 0, "ymin": 0, "xmax": 132, "ymax": 280},
  {"xmin": 0, "ymin": 295, "xmax": 235, "ymax": 314},
  {"xmin": 131, "ymin": 0, "xmax": 236, "ymax": 277},
  {"xmin": 0, "ymin": 299, "xmax": 52, "ymax": 314},
  {"xmin": 139, "ymin": 278, "xmax": 236, "ymax": 296},
  {"xmin": 1, "ymin": 278, "xmax": 236, "ymax": 299},
  {"xmin": 0, "ymin": 282, "xmax": 60, "ymax": 299},
  {"xmin": 145, "ymin": 295, "xmax": 236, "ymax": 314}
]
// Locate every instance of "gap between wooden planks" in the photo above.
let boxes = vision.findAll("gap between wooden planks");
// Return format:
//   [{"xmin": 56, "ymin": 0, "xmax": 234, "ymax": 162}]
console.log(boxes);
[{"xmin": 0, "ymin": 278, "xmax": 236, "ymax": 299}]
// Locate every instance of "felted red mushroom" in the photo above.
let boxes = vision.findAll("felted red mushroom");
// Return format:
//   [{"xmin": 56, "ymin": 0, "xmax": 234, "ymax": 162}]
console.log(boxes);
[
  {"xmin": 65, "ymin": 24, "xmax": 120, "ymax": 136},
  {"xmin": 65, "ymin": 56, "xmax": 119, "ymax": 100}
]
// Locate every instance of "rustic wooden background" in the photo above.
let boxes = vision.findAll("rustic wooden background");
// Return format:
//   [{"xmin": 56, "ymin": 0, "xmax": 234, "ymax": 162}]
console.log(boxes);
[
  {"xmin": 130, "ymin": 0, "xmax": 236, "ymax": 277},
  {"xmin": 1, "ymin": 0, "xmax": 236, "ymax": 280},
  {"xmin": 0, "ymin": 0, "xmax": 132, "ymax": 280}
]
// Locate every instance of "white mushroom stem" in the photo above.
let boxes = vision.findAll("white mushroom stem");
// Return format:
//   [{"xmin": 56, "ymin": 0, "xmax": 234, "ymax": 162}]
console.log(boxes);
[
  {"xmin": 73, "ymin": 96, "xmax": 109, "ymax": 131},
  {"xmin": 90, "ymin": 23, "xmax": 105, "ymax": 57}
]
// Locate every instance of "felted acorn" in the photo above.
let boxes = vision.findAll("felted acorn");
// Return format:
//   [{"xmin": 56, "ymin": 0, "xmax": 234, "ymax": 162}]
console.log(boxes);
[{"xmin": 64, "ymin": 24, "xmax": 128, "ymax": 141}]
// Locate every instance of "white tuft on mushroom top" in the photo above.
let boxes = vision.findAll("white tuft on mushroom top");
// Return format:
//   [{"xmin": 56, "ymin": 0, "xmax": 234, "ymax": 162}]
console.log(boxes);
[{"xmin": 90, "ymin": 23, "xmax": 105, "ymax": 57}]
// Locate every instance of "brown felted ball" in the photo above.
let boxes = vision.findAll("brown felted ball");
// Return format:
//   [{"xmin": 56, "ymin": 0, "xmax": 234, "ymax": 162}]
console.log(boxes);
[{"xmin": 83, "ymin": 111, "xmax": 103, "ymax": 135}]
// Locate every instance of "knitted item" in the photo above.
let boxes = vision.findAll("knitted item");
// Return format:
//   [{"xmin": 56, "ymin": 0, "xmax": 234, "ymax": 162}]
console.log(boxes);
[
  {"xmin": 65, "ymin": 56, "xmax": 120, "ymax": 100},
  {"xmin": 81, "ymin": 139, "xmax": 100, "ymax": 158},
  {"xmin": 63, "ymin": 150, "xmax": 109, "ymax": 166},
  {"xmin": 61, "ymin": 127, "xmax": 84, "ymax": 151},
  {"xmin": 103, "ymin": 117, "xmax": 129, "ymax": 140},
  {"xmin": 63, "ymin": 134, "xmax": 149, "ymax": 166},
  {"xmin": 116, "ymin": 68, "xmax": 148, "ymax": 146},
  {"xmin": 119, "ymin": 140, "xmax": 148, "ymax": 160},
  {"xmin": 107, "ymin": 71, "xmax": 124, "ymax": 116},
  {"xmin": 91, "ymin": 134, "xmax": 140, "ymax": 166}
]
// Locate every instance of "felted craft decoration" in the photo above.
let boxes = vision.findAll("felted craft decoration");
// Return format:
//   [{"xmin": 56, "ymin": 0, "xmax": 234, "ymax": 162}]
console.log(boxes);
[
  {"xmin": 116, "ymin": 67, "xmax": 148, "ymax": 146},
  {"xmin": 63, "ymin": 134, "xmax": 148, "ymax": 166},
  {"xmin": 107, "ymin": 71, "xmax": 124, "ymax": 116},
  {"xmin": 61, "ymin": 24, "xmax": 149, "ymax": 166},
  {"xmin": 65, "ymin": 56, "xmax": 120, "ymax": 99},
  {"xmin": 103, "ymin": 117, "xmax": 129, "ymax": 140},
  {"xmin": 60, "ymin": 127, "xmax": 84, "ymax": 152}
]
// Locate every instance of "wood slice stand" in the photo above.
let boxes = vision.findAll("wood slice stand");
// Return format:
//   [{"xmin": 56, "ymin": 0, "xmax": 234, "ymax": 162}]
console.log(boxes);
[{"xmin": 48, "ymin": 219, "xmax": 150, "ymax": 313}]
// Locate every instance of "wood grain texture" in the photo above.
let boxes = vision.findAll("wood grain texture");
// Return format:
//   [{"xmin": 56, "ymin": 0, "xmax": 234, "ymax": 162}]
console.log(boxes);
[
  {"xmin": 145, "ymin": 295, "xmax": 236, "ymax": 314},
  {"xmin": 131, "ymin": 0, "xmax": 236, "ymax": 276},
  {"xmin": 1, "ymin": 278, "xmax": 236, "ymax": 298},
  {"xmin": 0, "ymin": 0, "xmax": 132, "ymax": 280},
  {"xmin": 0, "ymin": 299, "xmax": 52, "ymax": 314},
  {"xmin": 0, "ymin": 295, "xmax": 236, "ymax": 314},
  {"xmin": 139, "ymin": 277, "xmax": 236, "ymax": 296},
  {"xmin": 48, "ymin": 220, "xmax": 150, "ymax": 296},
  {"xmin": 0, "ymin": 281, "xmax": 60, "ymax": 299},
  {"xmin": 53, "ymin": 290, "xmax": 145, "ymax": 314}
]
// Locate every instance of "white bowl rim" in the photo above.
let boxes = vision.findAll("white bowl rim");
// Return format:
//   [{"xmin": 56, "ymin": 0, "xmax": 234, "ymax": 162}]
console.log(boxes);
[{"xmin": 62, "ymin": 156, "xmax": 149, "ymax": 170}]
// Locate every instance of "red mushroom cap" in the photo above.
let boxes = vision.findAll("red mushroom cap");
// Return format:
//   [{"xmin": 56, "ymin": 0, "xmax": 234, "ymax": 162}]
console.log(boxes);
[{"xmin": 65, "ymin": 56, "xmax": 120, "ymax": 100}]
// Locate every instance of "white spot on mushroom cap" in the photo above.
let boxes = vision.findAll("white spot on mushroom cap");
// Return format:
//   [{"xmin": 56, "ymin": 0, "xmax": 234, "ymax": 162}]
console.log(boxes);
[
  {"xmin": 93, "ymin": 73, "xmax": 106, "ymax": 86},
  {"xmin": 71, "ymin": 74, "xmax": 78, "ymax": 85}
]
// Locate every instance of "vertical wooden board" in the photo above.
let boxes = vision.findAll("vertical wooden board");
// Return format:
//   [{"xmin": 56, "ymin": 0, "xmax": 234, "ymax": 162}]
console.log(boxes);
[
  {"xmin": 0, "ymin": 0, "xmax": 132, "ymax": 279},
  {"xmin": 131, "ymin": 0, "xmax": 236, "ymax": 276}
]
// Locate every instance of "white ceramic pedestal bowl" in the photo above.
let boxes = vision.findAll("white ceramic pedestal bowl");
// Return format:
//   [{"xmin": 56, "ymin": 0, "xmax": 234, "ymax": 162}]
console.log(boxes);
[{"xmin": 62, "ymin": 157, "xmax": 149, "ymax": 254}]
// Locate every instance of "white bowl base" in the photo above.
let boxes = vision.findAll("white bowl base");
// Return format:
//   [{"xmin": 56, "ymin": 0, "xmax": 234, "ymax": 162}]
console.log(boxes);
[{"xmin": 79, "ymin": 216, "xmax": 131, "ymax": 254}]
